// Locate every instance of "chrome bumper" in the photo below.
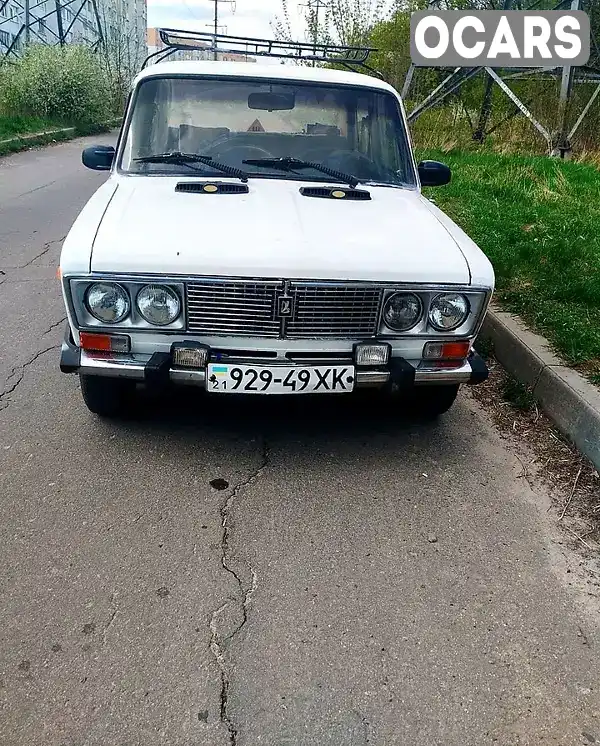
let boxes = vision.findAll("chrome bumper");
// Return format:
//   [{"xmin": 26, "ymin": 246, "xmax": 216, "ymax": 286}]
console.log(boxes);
[
  {"xmin": 67, "ymin": 350, "xmax": 485, "ymax": 388},
  {"xmin": 60, "ymin": 324, "xmax": 489, "ymax": 389}
]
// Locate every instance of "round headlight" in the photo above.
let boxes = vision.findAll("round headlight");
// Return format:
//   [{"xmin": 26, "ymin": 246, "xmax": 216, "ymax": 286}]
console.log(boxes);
[
  {"xmin": 85, "ymin": 282, "xmax": 130, "ymax": 323},
  {"xmin": 428, "ymin": 293, "xmax": 470, "ymax": 331},
  {"xmin": 136, "ymin": 284, "xmax": 181, "ymax": 326},
  {"xmin": 382, "ymin": 293, "xmax": 423, "ymax": 332}
]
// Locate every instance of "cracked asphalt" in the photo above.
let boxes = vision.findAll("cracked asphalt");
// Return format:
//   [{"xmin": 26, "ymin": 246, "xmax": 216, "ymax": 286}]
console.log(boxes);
[{"xmin": 1, "ymin": 136, "xmax": 600, "ymax": 746}]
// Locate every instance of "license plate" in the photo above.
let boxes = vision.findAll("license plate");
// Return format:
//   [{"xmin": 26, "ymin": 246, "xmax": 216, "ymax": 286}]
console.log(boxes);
[{"xmin": 207, "ymin": 363, "xmax": 355, "ymax": 395}]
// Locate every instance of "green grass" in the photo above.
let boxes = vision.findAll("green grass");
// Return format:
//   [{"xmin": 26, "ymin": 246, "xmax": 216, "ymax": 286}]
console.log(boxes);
[
  {"xmin": 0, "ymin": 115, "xmax": 64, "ymax": 140},
  {"xmin": 502, "ymin": 377, "xmax": 536, "ymax": 412},
  {"xmin": 417, "ymin": 149, "xmax": 600, "ymax": 380}
]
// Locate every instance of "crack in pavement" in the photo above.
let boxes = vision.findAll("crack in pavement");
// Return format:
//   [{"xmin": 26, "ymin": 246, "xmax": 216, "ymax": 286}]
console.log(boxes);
[
  {"xmin": 43, "ymin": 315, "xmax": 67, "ymax": 337},
  {"xmin": 19, "ymin": 235, "xmax": 66, "ymax": 269},
  {"xmin": 361, "ymin": 714, "xmax": 371, "ymax": 745},
  {"xmin": 0, "ymin": 345, "xmax": 58, "ymax": 412},
  {"xmin": 209, "ymin": 438, "xmax": 269, "ymax": 746},
  {"xmin": 102, "ymin": 594, "xmax": 119, "ymax": 646},
  {"xmin": 12, "ymin": 178, "xmax": 60, "ymax": 200}
]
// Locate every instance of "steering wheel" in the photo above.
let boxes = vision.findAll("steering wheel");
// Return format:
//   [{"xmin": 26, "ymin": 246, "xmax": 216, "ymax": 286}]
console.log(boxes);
[
  {"xmin": 301, "ymin": 145, "xmax": 338, "ymax": 163},
  {"xmin": 207, "ymin": 143, "xmax": 273, "ymax": 163},
  {"xmin": 326, "ymin": 149, "xmax": 380, "ymax": 173}
]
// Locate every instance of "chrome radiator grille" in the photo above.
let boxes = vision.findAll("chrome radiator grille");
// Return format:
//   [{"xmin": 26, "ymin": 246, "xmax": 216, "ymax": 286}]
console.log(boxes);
[
  {"xmin": 286, "ymin": 284, "xmax": 383, "ymax": 338},
  {"xmin": 186, "ymin": 279, "xmax": 384, "ymax": 339},
  {"xmin": 187, "ymin": 280, "xmax": 282, "ymax": 337}
]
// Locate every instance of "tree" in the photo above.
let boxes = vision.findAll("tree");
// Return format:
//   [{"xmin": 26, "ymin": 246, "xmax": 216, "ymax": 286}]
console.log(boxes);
[{"xmin": 273, "ymin": 0, "xmax": 390, "ymax": 47}]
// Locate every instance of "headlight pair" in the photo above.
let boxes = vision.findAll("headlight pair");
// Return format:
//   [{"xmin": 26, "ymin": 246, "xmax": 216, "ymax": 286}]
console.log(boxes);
[
  {"xmin": 85, "ymin": 282, "xmax": 181, "ymax": 326},
  {"xmin": 382, "ymin": 292, "xmax": 470, "ymax": 332}
]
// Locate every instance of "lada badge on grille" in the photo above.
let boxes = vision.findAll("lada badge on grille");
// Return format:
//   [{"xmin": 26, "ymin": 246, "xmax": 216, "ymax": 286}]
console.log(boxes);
[{"xmin": 277, "ymin": 295, "xmax": 294, "ymax": 317}]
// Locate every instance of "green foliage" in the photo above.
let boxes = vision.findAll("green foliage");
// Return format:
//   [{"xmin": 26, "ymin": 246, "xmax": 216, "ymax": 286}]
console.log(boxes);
[
  {"xmin": 0, "ymin": 44, "xmax": 111, "ymax": 126},
  {"xmin": 367, "ymin": 5, "xmax": 600, "ymax": 152},
  {"xmin": 502, "ymin": 377, "xmax": 536, "ymax": 412},
  {"xmin": 474, "ymin": 335, "xmax": 495, "ymax": 360},
  {"xmin": 274, "ymin": 0, "xmax": 390, "ymax": 46},
  {"xmin": 326, "ymin": 0, "xmax": 389, "ymax": 45},
  {"xmin": 418, "ymin": 148, "xmax": 600, "ymax": 371},
  {"xmin": 0, "ymin": 115, "xmax": 61, "ymax": 139},
  {"xmin": 369, "ymin": 10, "xmax": 411, "ymax": 91}
]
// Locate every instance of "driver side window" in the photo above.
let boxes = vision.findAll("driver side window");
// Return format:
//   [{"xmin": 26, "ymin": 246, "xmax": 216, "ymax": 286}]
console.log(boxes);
[{"xmin": 356, "ymin": 97, "xmax": 403, "ymax": 178}]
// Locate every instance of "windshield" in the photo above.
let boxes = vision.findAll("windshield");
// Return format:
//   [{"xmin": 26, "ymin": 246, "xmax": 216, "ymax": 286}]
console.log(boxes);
[{"xmin": 119, "ymin": 75, "xmax": 417, "ymax": 187}]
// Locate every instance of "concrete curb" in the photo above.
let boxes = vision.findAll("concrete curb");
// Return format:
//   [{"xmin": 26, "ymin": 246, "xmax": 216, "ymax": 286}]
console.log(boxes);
[
  {"xmin": 0, "ymin": 119, "xmax": 122, "ymax": 155},
  {"xmin": 0, "ymin": 126, "xmax": 76, "ymax": 151},
  {"xmin": 480, "ymin": 307, "xmax": 600, "ymax": 471}
]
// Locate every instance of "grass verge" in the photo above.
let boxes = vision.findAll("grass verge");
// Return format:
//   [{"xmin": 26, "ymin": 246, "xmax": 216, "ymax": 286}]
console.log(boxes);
[
  {"xmin": 0, "ymin": 115, "xmax": 64, "ymax": 139},
  {"xmin": 418, "ymin": 149, "xmax": 600, "ymax": 384}
]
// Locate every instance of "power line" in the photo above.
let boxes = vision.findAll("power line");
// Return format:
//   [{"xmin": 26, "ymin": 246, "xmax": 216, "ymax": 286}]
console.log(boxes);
[{"xmin": 207, "ymin": 0, "xmax": 234, "ymax": 60}]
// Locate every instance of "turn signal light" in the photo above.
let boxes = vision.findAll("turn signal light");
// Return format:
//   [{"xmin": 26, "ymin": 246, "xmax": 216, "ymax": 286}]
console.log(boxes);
[
  {"xmin": 423, "ymin": 340, "xmax": 471, "ymax": 360},
  {"xmin": 80, "ymin": 332, "xmax": 130, "ymax": 353}
]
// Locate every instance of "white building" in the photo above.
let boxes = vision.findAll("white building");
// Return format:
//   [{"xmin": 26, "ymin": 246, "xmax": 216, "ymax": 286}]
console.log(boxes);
[{"xmin": 99, "ymin": 0, "xmax": 147, "ymax": 74}]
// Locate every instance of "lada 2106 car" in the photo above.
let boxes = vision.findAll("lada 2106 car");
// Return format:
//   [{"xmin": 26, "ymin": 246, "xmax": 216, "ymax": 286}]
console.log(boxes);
[{"xmin": 59, "ymin": 30, "xmax": 495, "ymax": 418}]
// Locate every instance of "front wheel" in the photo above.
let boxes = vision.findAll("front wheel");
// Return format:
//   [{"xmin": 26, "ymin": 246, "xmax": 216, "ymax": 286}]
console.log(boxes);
[
  {"xmin": 79, "ymin": 374, "xmax": 135, "ymax": 418},
  {"xmin": 410, "ymin": 384, "xmax": 460, "ymax": 419}
]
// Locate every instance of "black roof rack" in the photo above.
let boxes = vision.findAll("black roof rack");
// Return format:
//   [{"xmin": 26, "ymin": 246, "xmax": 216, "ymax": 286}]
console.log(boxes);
[{"xmin": 142, "ymin": 28, "xmax": 381, "ymax": 76}]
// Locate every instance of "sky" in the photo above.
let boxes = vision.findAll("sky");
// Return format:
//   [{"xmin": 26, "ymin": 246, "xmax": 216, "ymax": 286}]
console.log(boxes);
[{"xmin": 147, "ymin": 0, "xmax": 306, "ymax": 40}]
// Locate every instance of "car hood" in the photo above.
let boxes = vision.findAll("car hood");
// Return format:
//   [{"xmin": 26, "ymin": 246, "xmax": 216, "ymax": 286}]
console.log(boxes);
[{"xmin": 90, "ymin": 177, "xmax": 471, "ymax": 284}]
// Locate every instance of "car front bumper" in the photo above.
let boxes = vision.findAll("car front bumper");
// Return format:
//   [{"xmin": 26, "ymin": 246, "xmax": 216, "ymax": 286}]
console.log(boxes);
[{"xmin": 60, "ymin": 326, "xmax": 489, "ymax": 390}]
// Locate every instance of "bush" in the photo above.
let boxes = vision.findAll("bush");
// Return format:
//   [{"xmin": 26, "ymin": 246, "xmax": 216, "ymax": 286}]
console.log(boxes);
[{"xmin": 0, "ymin": 44, "xmax": 111, "ymax": 126}]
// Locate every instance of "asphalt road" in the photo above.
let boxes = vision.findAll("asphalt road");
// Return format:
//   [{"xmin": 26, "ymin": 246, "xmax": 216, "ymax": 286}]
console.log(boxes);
[{"xmin": 1, "ymin": 136, "xmax": 599, "ymax": 746}]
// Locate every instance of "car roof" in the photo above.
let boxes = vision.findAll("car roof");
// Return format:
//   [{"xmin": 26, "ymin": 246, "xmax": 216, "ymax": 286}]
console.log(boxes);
[{"xmin": 134, "ymin": 60, "xmax": 399, "ymax": 96}]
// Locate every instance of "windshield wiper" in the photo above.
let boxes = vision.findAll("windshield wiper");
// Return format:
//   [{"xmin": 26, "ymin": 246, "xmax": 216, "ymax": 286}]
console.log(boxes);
[
  {"xmin": 242, "ymin": 157, "xmax": 359, "ymax": 188},
  {"xmin": 134, "ymin": 151, "xmax": 249, "ymax": 182}
]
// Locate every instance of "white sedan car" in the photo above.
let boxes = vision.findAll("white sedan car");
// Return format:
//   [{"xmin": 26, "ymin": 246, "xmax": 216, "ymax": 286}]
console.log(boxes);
[{"xmin": 59, "ymin": 35, "xmax": 494, "ymax": 418}]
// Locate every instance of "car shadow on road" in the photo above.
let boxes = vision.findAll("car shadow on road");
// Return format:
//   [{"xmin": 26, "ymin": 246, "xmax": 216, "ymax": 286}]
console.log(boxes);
[{"xmin": 115, "ymin": 385, "xmax": 455, "ymax": 448}]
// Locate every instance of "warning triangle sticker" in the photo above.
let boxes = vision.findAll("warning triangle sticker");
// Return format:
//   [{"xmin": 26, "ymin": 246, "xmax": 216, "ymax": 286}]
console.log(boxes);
[{"xmin": 247, "ymin": 118, "xmax": 265, "ymax": 132}]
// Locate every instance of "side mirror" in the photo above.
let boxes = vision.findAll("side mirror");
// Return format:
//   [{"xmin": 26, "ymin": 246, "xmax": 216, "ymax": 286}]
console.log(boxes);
[
  {"xmin": 418, "ymin": 160, "xmax": 451, "ymax": 187},
  {"xmin": 82, "ymin": 145, "xmax": 115, "ymax": 171}
]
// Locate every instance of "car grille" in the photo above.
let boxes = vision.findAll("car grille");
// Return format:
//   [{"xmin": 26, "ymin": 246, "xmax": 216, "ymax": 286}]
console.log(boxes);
[
  {"xmin": 286, "ymin": 284, "xmax": 383, "ymax": 338},
  {"xmin": 186, "ymin": 280, "xmax": 384, "ymax": 339},
  {"xmin": 187, "ymin": 280, "xmax": 282, "ymax": 337}
]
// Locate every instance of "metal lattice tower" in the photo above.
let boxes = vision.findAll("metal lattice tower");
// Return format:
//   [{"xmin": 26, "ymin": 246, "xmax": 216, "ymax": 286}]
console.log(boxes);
[
  {"xmin": 0, "ymin": 0, "xmax": 103, "ymax": 60},
  {"xmin": 402, "ymin": 0, "xmax": 600, "ymax": 156}
]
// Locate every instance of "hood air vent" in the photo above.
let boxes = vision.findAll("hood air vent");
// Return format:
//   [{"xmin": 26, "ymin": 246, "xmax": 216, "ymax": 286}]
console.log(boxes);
[
  {"xmin": 299, "ymin": 186, "xmax": 371, "ymax": 201},
  {"xmin": 175, "ymin": 181, "xmax": 249, "ymax": 195}
]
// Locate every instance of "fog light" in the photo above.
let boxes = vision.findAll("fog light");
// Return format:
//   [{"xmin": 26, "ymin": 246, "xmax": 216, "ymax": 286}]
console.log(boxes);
[
  {"xmin": 172, "ymin": 342, "xmax": 210, "ymax": 368},
  {"xmin": 423, "ymin": 340, "xmax": 471, "ymax": 360},
  {"xmin": 80, "ymin": 332, "xmax": 130, "ymax": 353},
  {"xmin": 353, "ymin": 342, "xmax": 391, "ymax": 367}
]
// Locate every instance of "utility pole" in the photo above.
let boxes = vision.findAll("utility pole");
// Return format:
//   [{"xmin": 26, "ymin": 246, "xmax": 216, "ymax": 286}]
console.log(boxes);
[
  {"xmin": 300, "ymin": 0, "xmax": 329, "ymax": 66},
  {"xmin": 213, "ymin": 0, "xmax": 217, "ymax": 60},
  {"xmin": 208, "ymin": 0, "xmax": 234, "ymax": 61},
  {"xmin": 24, "ymin": 0, "xmax": 30, "ymax": 44}
]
